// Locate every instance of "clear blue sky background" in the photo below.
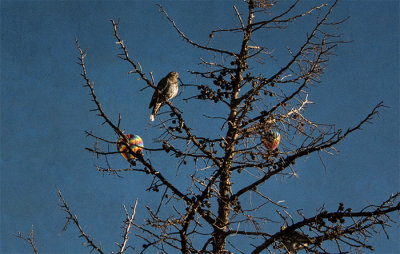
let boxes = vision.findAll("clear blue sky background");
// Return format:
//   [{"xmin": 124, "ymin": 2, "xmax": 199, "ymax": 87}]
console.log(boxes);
[{"xmin": 1, "ymin": 1, "xmax": 399, "ymax": 253}]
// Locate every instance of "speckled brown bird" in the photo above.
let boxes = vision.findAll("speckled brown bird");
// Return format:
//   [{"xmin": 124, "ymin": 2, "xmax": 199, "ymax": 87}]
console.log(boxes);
[{"xmin": 149, "ymin": 71, "xmax": 179, "ymax": 122}]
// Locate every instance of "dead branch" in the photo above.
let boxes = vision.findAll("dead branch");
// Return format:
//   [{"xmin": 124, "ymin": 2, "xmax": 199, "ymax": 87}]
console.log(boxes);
[
  {"xmin": 57, "ymin": 188, "xmax": 104, "ymax": 254},
  {"xmin": 16, "ymin": 225, "xmax": 39, "ymax": 254}
]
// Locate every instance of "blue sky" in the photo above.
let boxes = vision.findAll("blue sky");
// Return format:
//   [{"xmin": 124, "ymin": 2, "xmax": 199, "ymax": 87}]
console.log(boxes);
[{"xmin": 1, "ymin": 0, "xmax": 399, "ymax": 253}]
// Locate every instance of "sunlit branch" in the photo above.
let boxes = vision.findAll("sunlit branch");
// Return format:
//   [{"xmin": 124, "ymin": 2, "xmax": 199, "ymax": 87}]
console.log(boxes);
[
  {"xmin": 16, "ymin": 225, "xmax": 39, "ymax": 254},
  {"xmin": 252, "ymin": 2, "xmax": 328, "ymax": 31},
  {"xmin": 116, "ymin": 199, "xmax": 138, "ymax": 254},
  {"xmin": 231, "ymin": 102, "xmax": 384, "ymax": 201},
  {"xmin": 238, "ymin": 0, "xmax": 339, "ymax": 105}
]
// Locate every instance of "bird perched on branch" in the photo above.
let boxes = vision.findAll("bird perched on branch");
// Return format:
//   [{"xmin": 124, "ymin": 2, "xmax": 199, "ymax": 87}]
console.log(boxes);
[{"xmin": 149, "ymin": 71, "xmax": 179, "ymax": 122}]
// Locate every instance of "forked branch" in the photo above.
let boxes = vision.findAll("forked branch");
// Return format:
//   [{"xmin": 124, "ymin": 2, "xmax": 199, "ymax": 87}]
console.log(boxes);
[
  {"xmin": 57, "ymin": 188, "xmax": 104, "ymax": 254},
  {"xmin": 116, "ymin": 199, "xmax": 139, "ymax": 254},
  {"xmin": 16, "ymin": 225, "xmax": 39, "ymax": 254}
]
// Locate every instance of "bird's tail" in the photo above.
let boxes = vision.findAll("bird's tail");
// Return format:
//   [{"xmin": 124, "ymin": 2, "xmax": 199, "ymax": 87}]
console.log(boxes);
[{"xmin": 150, "ymin": 103, "xmax": 161, "ymax": 122}]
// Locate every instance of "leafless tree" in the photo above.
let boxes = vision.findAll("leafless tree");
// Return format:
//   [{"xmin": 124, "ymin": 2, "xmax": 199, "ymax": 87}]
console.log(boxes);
[{"xmin": 19, "ymin": 1, "xmax": 399, "ymax": 253}]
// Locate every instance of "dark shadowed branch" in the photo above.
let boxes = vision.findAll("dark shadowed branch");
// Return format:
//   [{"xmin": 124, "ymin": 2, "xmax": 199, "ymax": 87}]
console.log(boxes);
[{"xmin": 57, "ymin": 188, "xmax": 104, "ymax": 254}]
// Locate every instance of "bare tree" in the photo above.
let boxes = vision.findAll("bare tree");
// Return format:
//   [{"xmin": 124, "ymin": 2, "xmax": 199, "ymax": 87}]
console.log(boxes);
[{"xmin": 19, "ymin": 0, "xmax": 399, "ymax": 253}]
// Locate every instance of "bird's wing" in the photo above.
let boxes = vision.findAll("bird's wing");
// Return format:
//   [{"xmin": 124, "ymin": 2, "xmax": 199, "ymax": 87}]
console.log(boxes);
[
  {"xmin": 149, "ymin": 77, "xmax": 168, "ymax": 108},
  {"xmin": 158, "ymin": 77, "xmax": 170, "ymax": 93}
]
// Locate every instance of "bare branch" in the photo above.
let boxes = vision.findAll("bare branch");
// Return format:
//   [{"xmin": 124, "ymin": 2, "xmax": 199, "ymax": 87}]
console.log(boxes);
[
  {"xmin": 157, "ymin": 4, "xmax": 237, "ymax": 57},
  {"xmin": 16, "ymin": 225, "xmax": 39, "ymax": 254},
  {"xmin": 232, "ymin": 102, "xmax": 385, "ymax": 200},
  {"xmin": 252, "ymin": 193, "xmax": 400, "ymax": 253},
  {"xmin": 116, "ymin": 199, "xmax": 139, "ymax": 253},
  {"xmin": 57, "ymin": 188, "xmax": 104, "ymax": 254}
]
